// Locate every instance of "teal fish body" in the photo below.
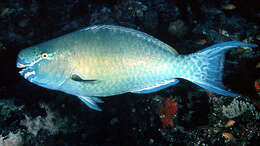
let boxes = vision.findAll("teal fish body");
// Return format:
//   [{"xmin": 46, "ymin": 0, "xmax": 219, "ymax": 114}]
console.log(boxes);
[{"xmin": 16, "ymin": 25, "xmax": 258, "ymax": 111}]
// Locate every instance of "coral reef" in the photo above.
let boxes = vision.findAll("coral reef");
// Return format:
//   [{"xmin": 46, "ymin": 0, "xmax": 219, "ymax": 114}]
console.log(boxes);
[
  {"xmin": 222, "ymin": 98, "xmax": 260, "ymax": 119},
  {"xmin": 20, "ymin": 103, "xmax": 66, "ymax": 136},
  {"xmin": 0, "ymin": 131, "xmax": 23, "ymax": 146},
  {"xmin": 158, "ymin": 98, "xmax": 178, "ymax": 133}
]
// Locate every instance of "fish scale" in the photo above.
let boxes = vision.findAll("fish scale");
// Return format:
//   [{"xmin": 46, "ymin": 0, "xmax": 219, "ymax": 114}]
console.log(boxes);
[{"xmin": 16, "ymin": 25, "xmax": 258, "ymax": 111}]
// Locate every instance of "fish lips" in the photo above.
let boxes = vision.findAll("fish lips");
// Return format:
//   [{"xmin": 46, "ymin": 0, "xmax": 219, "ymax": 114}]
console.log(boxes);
[{"xmin": 16, "ymin": 60, "xmax": 36, "ymax": 82}]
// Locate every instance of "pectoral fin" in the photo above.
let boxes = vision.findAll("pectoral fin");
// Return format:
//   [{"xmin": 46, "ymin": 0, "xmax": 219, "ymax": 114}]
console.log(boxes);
[{"xmin": 71, "ymin": 74, "xmax": 98, "ymax": 83}]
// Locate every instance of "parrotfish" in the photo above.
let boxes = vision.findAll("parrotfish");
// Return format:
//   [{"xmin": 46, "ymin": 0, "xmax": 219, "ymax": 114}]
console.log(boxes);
[{"xmin": 16, "ymin": 25, "xmax": 258, "ymax": 111}]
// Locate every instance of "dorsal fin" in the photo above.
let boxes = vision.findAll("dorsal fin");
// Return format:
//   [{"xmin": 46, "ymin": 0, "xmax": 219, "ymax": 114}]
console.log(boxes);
[{"xmin": 81, "ymin": 25, "xmax": 179, "ymax": 55}]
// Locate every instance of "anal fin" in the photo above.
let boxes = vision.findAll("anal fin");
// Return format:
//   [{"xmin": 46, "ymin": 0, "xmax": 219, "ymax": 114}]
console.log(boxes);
[{"xmin": 131, "ymin": 79, "xmax": 179, "ymax": 94}]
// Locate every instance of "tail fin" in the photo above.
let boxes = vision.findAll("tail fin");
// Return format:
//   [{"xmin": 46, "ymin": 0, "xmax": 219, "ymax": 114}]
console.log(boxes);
[{"xmin": 186, "ymin": 41, "xmax": 258, "ymax": 97}]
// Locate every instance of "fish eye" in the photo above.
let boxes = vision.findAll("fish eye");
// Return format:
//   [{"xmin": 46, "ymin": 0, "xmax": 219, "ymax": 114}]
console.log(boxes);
[{"xmin": 41, "ymin": 53, "xmax": 48, "ymax": 59}]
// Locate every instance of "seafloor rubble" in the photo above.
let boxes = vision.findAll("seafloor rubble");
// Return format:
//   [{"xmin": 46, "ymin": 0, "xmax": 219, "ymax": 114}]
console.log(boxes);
[{"xmin": 0, "ymin": 0, "xmax": 259, "ymax": 145}]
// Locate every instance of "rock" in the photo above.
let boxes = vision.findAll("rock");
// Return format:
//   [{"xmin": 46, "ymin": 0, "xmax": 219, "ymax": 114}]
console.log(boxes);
[
  {"xmin": 18, "ymin": 19, "xmax": 29, "ymax": 28},
  {"xmin": 168, "ymin": 19, "xmax": 188, "ymax": 37},
  {"xmin": 149, "ymin": 138, "xmax": 154, "ymax": 144},
  {"xmin": 143, "ymin": 10, "xmax": 158, "ymax": 31},
  {"xmin": 0, "ymin": 42, "xmax": 7, "ymax": 52},
  {"xmin": 110, "ymin": 117, "xmax": 119, "ymax": 125}
]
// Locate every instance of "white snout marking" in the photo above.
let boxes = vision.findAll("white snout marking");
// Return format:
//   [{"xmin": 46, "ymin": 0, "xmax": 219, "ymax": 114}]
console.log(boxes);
[
  {"xmin": 17, "ymin": 62, "xmax": 26, "ymax": 68},
  {"xmin": 24, "ymin": 71, "xmax": 35, "ymax": 79}
]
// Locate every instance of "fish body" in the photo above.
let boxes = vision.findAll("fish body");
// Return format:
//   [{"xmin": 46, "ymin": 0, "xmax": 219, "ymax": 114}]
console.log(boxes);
[{"xmin": 16, "ymin": 25, "xmax": 258, "ymax": 111}]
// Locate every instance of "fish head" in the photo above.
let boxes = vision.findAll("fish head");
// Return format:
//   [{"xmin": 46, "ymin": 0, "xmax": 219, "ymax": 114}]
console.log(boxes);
[{"xmin": 16, "ymin": 45, "xmax": 69, "ymax": 90}]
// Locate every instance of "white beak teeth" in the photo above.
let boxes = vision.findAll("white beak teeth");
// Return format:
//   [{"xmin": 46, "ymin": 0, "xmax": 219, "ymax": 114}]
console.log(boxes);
[
  {"xmin": 17, "ymin": 62, "xmax": 26, "ymax": 68},
  {"xmin": 24, "ymin": 71, "xmax": 35, "ymax": 79}
]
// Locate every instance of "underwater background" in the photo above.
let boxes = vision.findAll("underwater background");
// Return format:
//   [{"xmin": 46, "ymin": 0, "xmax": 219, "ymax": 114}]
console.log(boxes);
[{"xmin": 0, "ymin": 0, "xmax": 259, "ymax": 145}]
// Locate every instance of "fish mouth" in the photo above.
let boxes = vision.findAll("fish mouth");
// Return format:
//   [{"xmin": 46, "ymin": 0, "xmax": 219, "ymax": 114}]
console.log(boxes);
[
  {"xmin": 16, "ymin": 61, "xmax": 36, "ymax": 81},
  {"xmin": 17, "ymin": 62, "xmax": 27, "ymax": 71}
]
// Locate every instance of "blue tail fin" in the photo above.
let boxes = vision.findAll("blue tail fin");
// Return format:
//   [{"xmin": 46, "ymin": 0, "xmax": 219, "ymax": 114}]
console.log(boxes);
[{"xmin": 187, "ymin": 41, "xmax": 258, "ymax": 96}]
